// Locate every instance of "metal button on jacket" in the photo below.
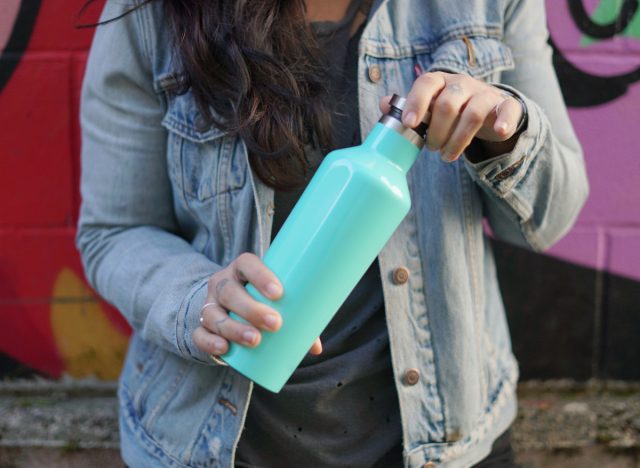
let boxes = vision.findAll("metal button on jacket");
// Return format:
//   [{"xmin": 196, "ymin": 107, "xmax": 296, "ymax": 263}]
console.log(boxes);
[
  {"xmin": 403, "ymin": 368, "xmax": 420, "ymax": 386},
  {"xmin": 392, "ymin": 267, "xmax": 410, "ymax": 284},
  {"xmin": 195, "ymin": 115, "xmax": 209, "ymax": 132},
  {"xmin": 368, "ymin": 64, "xmax": 382, "ymax": 82}
]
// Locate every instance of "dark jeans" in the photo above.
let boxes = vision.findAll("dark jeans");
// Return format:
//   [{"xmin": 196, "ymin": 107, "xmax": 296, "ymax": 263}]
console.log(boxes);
[{"xmin": 472, "ymin": 429, "xmax": 518, "ymax": 467}]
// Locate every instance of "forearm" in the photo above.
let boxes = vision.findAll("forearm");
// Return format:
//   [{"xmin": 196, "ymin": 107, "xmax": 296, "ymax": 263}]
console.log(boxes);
[
  {"xmin": 76, "ymin": 223, "xmax": 222, "ymax": 364},
  {"xmin": 464, "ymin": 0, "xmax": 588, "ymax": 250}
]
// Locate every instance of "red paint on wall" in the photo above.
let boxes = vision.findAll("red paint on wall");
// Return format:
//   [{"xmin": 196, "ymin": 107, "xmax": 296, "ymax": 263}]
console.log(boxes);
[
  {"xmin": 1, "ymin": 0, "xmax": 640, "ymax": 380},
  {"xmin": 0, "ymin": 0, "xmax": 130, "ymax": 379}
]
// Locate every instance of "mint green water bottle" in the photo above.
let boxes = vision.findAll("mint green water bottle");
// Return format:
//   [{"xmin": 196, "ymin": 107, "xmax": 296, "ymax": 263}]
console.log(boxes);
[{"xmin": 221, "ymin": 95, "xmax": 426, "ymax": 392}]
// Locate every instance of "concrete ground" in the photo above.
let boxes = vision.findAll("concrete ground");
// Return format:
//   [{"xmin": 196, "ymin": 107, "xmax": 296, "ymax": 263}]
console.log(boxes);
[{"xmin": 1, "ymin": 379, "xmax": 639, "ymax": 467}]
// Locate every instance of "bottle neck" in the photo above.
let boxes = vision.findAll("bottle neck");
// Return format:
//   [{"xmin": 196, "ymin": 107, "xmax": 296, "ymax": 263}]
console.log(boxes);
[{"xmin": 362, "ymin": 122, "xmax": 421, "ymax": 173}]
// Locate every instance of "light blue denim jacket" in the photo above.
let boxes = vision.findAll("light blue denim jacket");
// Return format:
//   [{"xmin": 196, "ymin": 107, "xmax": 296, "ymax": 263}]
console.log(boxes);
[{"xmin": 77, "ymin": 0, "xmax": 588, "ymax": 466}]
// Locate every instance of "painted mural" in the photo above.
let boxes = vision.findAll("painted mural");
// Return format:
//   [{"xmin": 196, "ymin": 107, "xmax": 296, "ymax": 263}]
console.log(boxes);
[
  {"xmin": 0, "ymin": 0, "xmax": 129, "ymax": 380},
  {"xmin": 0, "ymin": 1, "xmax": 638, "ymax": 381}
]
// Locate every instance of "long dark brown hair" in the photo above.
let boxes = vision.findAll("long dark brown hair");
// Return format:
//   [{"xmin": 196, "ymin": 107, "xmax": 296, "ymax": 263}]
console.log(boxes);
[{"xmin": 80, "ymin": 0, "xmax": 334, "ymax": 190}]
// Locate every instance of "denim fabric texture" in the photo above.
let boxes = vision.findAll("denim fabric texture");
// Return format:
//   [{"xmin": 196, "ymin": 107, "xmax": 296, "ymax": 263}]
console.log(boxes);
[{"xmin": 77, "ymin": 0, "xmax": 589, "ymax": 466}]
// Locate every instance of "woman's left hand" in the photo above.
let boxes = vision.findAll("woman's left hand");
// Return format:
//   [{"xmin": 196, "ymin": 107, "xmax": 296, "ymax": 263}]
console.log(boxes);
[{"xmin": 379, "ymin": 71, "xmax": 524, "ymax": 162}]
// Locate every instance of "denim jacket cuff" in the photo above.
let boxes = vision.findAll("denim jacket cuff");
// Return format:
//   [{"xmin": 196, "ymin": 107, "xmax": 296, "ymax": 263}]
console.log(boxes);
[
  {"xmin": 463, "ymin": 82, "xmax": 548, "ymax": 198},
  {"xmin": 177, "ymin": 275, "xmax": 223, "ymax": 366}
]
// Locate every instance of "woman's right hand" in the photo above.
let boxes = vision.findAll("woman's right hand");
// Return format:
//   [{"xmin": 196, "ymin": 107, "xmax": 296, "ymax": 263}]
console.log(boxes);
[{"xmin": 193, "ymin": 252, "xmax": 322, "ymax": 357}]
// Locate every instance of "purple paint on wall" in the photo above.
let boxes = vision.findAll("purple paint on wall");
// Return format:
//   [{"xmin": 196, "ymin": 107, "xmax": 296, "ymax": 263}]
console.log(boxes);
[
  {"xmin": 609, "ymin": 231, "xmax": 640, "ymax": 280},
  {"xmin": 542, "ymin": 0, "xmax": 640, "ymax": 282}
]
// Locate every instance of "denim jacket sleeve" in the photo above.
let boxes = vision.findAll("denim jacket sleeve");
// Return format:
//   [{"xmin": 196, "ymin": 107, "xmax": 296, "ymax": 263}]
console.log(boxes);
[
  {"xmin": 76, "ymin": 1, "xmax": 219, "ymax": 365},
  {"xmin": 463, "ymin": 0, "xmax": 589, "ymax": 251}
]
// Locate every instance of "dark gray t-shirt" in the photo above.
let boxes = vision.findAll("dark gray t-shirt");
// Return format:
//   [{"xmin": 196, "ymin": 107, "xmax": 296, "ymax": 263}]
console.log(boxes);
[{"xmin": 235, "ymin": 2, "xmax": 403, "ymax": 466}]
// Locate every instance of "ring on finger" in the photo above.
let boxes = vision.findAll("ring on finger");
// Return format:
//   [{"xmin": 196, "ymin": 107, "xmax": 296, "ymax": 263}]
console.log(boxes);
[
  {"xmin": 199, "ymin": 302, "xmax": 231, "ymax": 337},
  {"xmin": 200, "ymin": 301, "xmax": 219, "ymax": 324}
]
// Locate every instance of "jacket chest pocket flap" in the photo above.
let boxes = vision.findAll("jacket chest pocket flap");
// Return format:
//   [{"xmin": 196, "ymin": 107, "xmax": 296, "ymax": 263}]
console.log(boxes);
[
  {"xmin": 425, "ymin": 35, "xmax": 515, "ymax": 79},
  {"xmin": 161, "ymin": 91, "xmax": 247, "ymax": 202}
]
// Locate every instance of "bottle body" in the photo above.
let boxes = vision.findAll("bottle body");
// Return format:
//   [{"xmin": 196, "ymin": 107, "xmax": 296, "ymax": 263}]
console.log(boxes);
[{"xmin": 222, "ymin": 122, "xmax": 420, "ymax": 392}]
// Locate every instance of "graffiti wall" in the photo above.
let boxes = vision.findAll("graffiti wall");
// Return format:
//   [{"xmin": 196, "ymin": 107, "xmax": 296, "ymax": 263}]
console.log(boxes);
[
  {"xmin": 497, "ymin": 0, "xmax": 640, "ymax": 381},
  {"xmin": 0, "ymin": 1, "xmax": 638, "ymax": 382},
  {"xmin": 0, "ymin": 0, "xmax": 129, "ymax": 380}
]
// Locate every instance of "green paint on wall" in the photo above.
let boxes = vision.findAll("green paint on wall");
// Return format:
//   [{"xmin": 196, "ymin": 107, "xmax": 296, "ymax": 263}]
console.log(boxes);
[{"xmin": 580, "ymin": 0, "xmax": 640, "ymax": 46}]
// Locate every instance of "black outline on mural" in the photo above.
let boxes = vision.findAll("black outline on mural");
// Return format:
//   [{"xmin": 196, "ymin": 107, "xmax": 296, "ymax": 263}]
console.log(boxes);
[
  {"xmin": 0, "ymin": 0, "xmax": 42, "ymax": 93},
  {"xmin": 552, "ymin": 0, "xmax": 640, "ymax": 107},
  {"xmin": 569, "ymin": 0, "xmax": 639, "ymax": 39}
]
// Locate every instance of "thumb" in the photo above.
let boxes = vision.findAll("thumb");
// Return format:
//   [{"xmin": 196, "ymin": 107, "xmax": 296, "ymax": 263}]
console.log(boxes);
[
  {"xmin": 494, "ymin": 96, "xmax": 523, "ymax": 140},
  {"xmin": 309, "ymin": 337, "xmax": 323, "ymax": 355}
]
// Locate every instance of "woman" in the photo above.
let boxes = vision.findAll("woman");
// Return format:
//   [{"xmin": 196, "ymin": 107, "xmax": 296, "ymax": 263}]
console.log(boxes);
[{"xmin": 77, "ymin": 0, "xmax": 588, "ymax": 466}]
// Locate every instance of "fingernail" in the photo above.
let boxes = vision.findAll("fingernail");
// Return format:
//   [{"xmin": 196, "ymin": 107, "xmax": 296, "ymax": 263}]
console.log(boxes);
[
  {"xmin": 266, "ymin": 282, "xmax": 281, "ymax": 298},
  {"xmin": 404, "ymin": 111, "xmax": 417, "ymax": 127},
  {"xmin": 498, "ymin": 122, "xmax": 509, "ymax": 134},
  {"xmin": 211, "ymin": 338, "xmax": 224, "ymax": 354},
  {"xmin": 243, "ymin": 330, "xmax": 258, "ymax": 345},
  {"xmin": 441, "ymin": 151, "xmax": 455, "ymax": 162},
  {"xmin": 264, "ymin": 314, "xmax": 280, "ymax": 330}
]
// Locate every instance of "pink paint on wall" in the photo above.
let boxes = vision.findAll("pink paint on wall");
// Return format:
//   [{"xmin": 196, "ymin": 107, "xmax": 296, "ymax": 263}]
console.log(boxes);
[
  {"xmin": 0, "ymin": 1, "xmax": 21, "ymax": 51},
  {"xmin": 608, "ymin": 230, "xmax": 640, "ymax": 281},
  {"xmin": 543, "ymin": 0, "xmax": 640, "ymax": 282}
]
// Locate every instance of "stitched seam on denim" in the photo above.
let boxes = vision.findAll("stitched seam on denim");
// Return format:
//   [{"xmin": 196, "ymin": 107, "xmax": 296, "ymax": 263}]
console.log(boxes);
[
  {"xmin": 227, "ymin": 374, "xmax": 254, "ymax": 467},
  {"xmin": 459, "ymin": 165, "xmax": 488, "ymax": 412},
  {"xmin": 429, "ymin": 58, "xmax": 514, "ymax": 77},
  {"xmin": 144, "ymin": 361, "xmax": 190, "ymax": 435},
  {"xmin": 179, "ymin": 278, "xmax": 210, "ymax": 364},
  {"xmin": 360, "ymin": 24, "xmax": 504, "ymax": 58},
  {"xmin": 405, "ymin": 354, "xmax": 518, "ymax": 461},
  {"xmin": 184, "ymin": 371, "xmax": 227, "ymax": 465},
  {"xmin": 172, "ymin": 135, "xmax": 214, "ymax": 263},
  {"xmin": 187, "ymin": 370, "xmax": 251, "ymax": 467},
  {"xmin": 377, "ymin": 249, "xmax": 412, "ymax": 453},
  {"xmin": 132, "ymin": 345, "xmax": 168, "ymax": 415},
  {"xmin": 521, "ymin": 218, "xmax": 545, "ymax": 252},
  {"xmin": 120, "ymin": 387, "xmax": 189, "ymax": 468},
  {"xmin": 489, "ymin": 87, "xmax": 548, "ymax": 195},
  {"xmin": 242, "ymin": 142, "xmax": 267, "ymax": 257},
  {"xmin": 407, "ymin": 171, "xmax": 446, "ymax": 442},
  {"xmin": 133, "ymin": 0, "xmax": 153, "ymax": 76},
  {"xmin": 163, "ymin": 114, "xmax": 226, "ymax": 143},
  {"xmin": 440, "ymin": 356, "xmax": 518, "ymax": 461},
  {"xmin": 216, "ymin": 137, "xmax": 230, "ymax": 264}
]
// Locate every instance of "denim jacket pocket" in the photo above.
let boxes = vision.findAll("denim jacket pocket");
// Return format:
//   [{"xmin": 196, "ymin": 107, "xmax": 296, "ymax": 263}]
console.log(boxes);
[
  {"xmin": 161, "ymin": 91, "xmax": 247, "ymax": 202},
  {"xmin": 120, "ymin": 335, "xmax": 169, "ymax": 422},
  {"xmin": 360, "ymin": 34, "xmax": 515, "ymax": 106},
  {"xmin": 425, "ymin": 35, "xmax": 515, "ymax": 81}
]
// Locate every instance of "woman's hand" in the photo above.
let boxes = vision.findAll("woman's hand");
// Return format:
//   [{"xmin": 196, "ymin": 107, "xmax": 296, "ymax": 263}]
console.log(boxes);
[
  {"xmin": 380, "ymin": 71, "xmax": 524, "ymax": 161},
  {"xmin": 193, "ymin": 252, "xmax": 323, "ymax": 357}
]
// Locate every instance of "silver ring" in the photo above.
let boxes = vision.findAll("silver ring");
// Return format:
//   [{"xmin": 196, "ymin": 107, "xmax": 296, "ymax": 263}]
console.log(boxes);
[
  {"xmin": 199, "ymin": 302, "xmax": 219, "ymax": 325},
  {"xmin": 200, "ymin": 302, "xmax": 218, "ymax": 313}
]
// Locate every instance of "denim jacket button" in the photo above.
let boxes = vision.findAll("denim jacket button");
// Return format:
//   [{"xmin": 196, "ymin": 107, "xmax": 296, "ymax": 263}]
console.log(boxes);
[
  {"xmin": 195, "ymin": 115, "xmax": 209, "ymax": 132},
  {"xmin": 403, "ymin": 368, "xmax": 420, "ymax": 385},
  {"xmin": 423, "ymin": 462, "xmax": 436, "ymax": 468},
  {"xmin": 368, "ymin": 64, "xmax": 382, "ymax": 83},
  {"xmin": 392, "ymin": 267, "xmax": 410, "ymax": 284}
]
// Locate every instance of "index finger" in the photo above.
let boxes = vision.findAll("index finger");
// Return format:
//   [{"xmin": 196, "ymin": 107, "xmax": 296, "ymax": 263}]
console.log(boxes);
[{"xmin": 402, "ymin": 72, "xmax": 447, "ymax": 128}]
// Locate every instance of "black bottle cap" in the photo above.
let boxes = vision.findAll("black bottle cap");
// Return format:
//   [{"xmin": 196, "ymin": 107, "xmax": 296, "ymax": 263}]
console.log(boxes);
[{"xmin": 378, "ymin": 94, "xmax": 427, "ymax": 148}]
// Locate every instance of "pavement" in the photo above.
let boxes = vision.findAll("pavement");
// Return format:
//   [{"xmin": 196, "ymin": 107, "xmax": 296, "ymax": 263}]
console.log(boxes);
[{"xmin": 0, "ymin": 378, "xmax": 639, "ymax": 467}]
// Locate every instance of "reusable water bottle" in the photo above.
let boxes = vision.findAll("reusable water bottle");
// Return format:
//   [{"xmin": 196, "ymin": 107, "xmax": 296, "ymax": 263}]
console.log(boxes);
[{"xmin": 222, "ymin": 95, "xmax": 427, "ymax": 392}]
